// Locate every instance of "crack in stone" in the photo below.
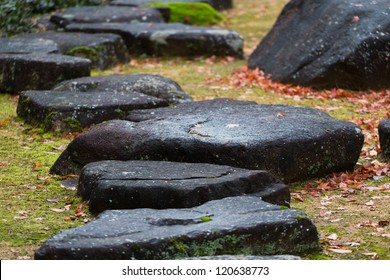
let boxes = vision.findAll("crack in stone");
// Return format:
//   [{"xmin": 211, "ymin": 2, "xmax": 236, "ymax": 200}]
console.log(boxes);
[{"xmin": 188, "ymin": 118, "xmax": 212, "ymax": 137}]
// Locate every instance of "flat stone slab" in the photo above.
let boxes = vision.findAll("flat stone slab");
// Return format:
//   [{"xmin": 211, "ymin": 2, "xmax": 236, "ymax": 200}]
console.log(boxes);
[
  {"xmin": 0, "ymin": 38, "xmax": 59, "ymax": 54},
  {"xmin": 379, "ymin": 119, "xmax": 390, "ymax": 158},
  {"xmin": 78, "ymin": 160, "xmax": 290, "ymax": 213},
  {"xmin": 19, "ymin": 32, "xmax": 129, "ymax": 70},
  {"xmin": 34, "ymin": 196, "xmax": 319, "ymax": 259},
  {"xmin": 65, "ymin": 22, "xmax": 244, "ymax": 57},
  {"xmin": 0, "ymin": 54, "xmax": 91, "ymax": 94},
  {"xmin": 52, "ymin": 74, "xmax": 192, "ymax": 104},
  {"xmin": 50, "ymin": 99, "xmax": 364, "ymax": 183},
  {"xmin": 50, "ymin": 6, "xmax": 165, "ymax": 27},
  {"xmin": 16, "ymin": 90, "xmax": 167, "ymax": 132},
  {"xmin": 248, "ymin": 0, "xmax": 390, "ymax": 90}
]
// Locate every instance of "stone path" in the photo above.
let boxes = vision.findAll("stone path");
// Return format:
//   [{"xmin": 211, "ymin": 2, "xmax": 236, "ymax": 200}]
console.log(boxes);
[
  {"xmin": 19, "ymin": 32, "xmax": 129, "ymax": 70},
  {"xmin": 16, "ymin": 74, "xmax": 192, "ymax": 132},
  {"xmin": 50, "ymin": 99, "xmax": 364, "ymax": 183},
  {"xmin": 78, "ymin": 160, "xmax": 290, "ymax": 213},
  {"xmin": 65, "ymin": 22, "xmax": 244, "ymax": 57},
  {"xmin": 1, "ymin": 1, "xmax": 374, "ymax": 260},
  {"xmin": 379, "ymin": 119, "xmax": 390, "ymax": 158},
  {"xmin": 35, "ymin": 196, "xmax": 319, "ymax": 260}
]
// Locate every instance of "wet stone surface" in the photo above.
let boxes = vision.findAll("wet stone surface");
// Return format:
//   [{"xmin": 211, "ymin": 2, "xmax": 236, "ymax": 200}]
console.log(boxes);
[
  {"xmin": 17, "ymin": 90, "xmax": 167, "ymax": 132},
  {"xmin": 34, "ymin": 196, "xmax": 319, "ymax": 260},
  {"xmin": 65, "ymin": 22, "xmax": 244, "ymax": 57},
  {"xmin": 78, "ymin": 160, "xmax": 290, "ymax": 213},
  {"xmin": 50, "ymin": 6, "xmax": 165, "ymax": 27},
  {"xmin": 379, "ymin": 119, "xmax": 390, "ymax": 158},
  {"xmin": 0, "ymin": 53, "xmax": 91, "ymax": 94},
  {"xmin": 50, "ymin": 99, "xmax": 364, "ymax": 183},
  {"xmin": 52, "ymin": 74, "xmax": 192, "ymax": 104},
  {"xmin": 19, "ymin": 32, "xmax": 129, "ymax": 70},
  {"xmin": 0, "ymin": 37, "xmax": 59, "ymax": 54},
  {"xmin": 248, "ymin": 0, "xmax": 390, "ymax": 90}
]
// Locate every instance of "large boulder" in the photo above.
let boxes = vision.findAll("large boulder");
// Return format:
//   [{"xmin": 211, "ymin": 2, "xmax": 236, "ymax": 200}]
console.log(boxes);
[
  {"xmin": 248, "ymin": 0, "xmax": 390, "ymax": 90},
  {"xmin": 50, "ymin": 6, "xmax": 165, "ymax": 27},
  {"xmin": 78, "ymin": 160, "xmax": 290, "ymax": 213},
  {"xmin": 0, "ymin": 37, "xmax": 59, "ymax": 54},
  {"xmin": 19, "ymin": 32, "xmax": 129, "ymax": 70},
  {"xmin": 65, "ymin": 22, "xmax": 244, "ymax": 57},
  {"xmin": 52, "ymin": 74, "xmax": 192, "ymax": 104},
  {"xmin": 0, "ymin": 54, "xmax": 90, "ymax": 94},
  {"xmin": 34, "ymin": 196, "xmax": 319, "ymax": 259},
  {"xmin": 16, "ymin": 90, "xmax": 167, "ymax": 132},
  {"xmin": 379, "ymin": 119, "xmax": 390, "ymax": 158},
  {"xmin": 50, "ymin": 99, "xmax": 364, "ymax": 183}
]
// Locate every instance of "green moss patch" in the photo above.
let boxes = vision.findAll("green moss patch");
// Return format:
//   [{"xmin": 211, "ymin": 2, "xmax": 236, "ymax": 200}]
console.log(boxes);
[{"xmin": 144, "ymin": 2, "xmax": 226, "ymax": 25}]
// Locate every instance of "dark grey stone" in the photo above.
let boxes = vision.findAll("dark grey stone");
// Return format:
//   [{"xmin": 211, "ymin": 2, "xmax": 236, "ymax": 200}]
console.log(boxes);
[
  {"xmin": 19, "ymin": 32, "xmax": 129, "ymax": 70},
  {"xmin": 127, "ymin": 98, "xmax": 256, "ymax": 122},
  {"xmin": 50, "ymin": 6, "xmax": 165, "ymax": 27},
  {"xmin": 248, "ymin": 0, "xmax": 390, "ymax": 90},
  {"xmin": 0, "ymin": 38, "xmax": 59, "ymax": 54},
  {"xmin": 52, "ymin": 74, "xmax": 192, "ymax": 104},
  {"xmin": 185, "ymin": 255, "xmax": 301, "ymax": 260},
  {"xmin": 210, "ymin": 0, "xmax": 233, "ymax": 10},
  {"xmin": 0, "ymin": 53, "xmax": 91, "ymax": 94},
  {"xmin": 34, "ymin": 196, "xmax": 319, "ymax": 259},
  {"xmin": 16, "ymin": 90, "xmax": 167, "ymax": 132},
  {"xmin": 50, "ymin": 99, "xmax": 364, "ymax": 183},
  {"xmin": 379, "ymin": 119, "xmax": 390, "ymax": 158},
  {"xmin": 65, "ymin": 22, "xmax": 244, "ymax": 58},
  {"xmin": 78, "ymin": 160, "xmax": 290, "ymax": 213}
]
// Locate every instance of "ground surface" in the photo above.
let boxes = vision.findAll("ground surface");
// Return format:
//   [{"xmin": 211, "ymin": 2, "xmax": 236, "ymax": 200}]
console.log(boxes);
[{"xmin": 0, "ymin": 0, "xmax": 389, "ymax": 260}]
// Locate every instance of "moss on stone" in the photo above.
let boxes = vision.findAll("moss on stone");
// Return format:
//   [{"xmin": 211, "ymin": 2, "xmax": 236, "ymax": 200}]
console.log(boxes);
[
  {"xmin": 62, "ymin": 117, "xmax": 82, "ymax": 132},
  {"xmin": 144, "ymin": 2, "xmax": 226, "ymax": 26},
  {"xmin": 65, "ymin": 46, "xmax": 100, "ymax": 63}
]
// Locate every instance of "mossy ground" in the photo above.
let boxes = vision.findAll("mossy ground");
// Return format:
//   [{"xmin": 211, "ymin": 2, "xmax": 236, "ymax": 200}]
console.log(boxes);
[
  {"xmin": 0, "ymin": 0, "xmax": 389, "ymax": 259},
  {"xmin": 144, "ymin": 2, "xmax": 226, "ymax": 25}
]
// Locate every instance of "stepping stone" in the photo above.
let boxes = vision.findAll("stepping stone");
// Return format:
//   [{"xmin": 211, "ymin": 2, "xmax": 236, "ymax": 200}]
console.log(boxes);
[
  {"xmin": 0, "ymin": 54, "xmax": 91, "ymax": 94},
  {"xmin": 50, "ymin": 6, "xmax": 165, "ymax": 28},
  {"xmin": 0, "ymin": 37, "xmax": 59, "ymax": 54},
  {"xmin": 52, "ymin": 74, "xmax": 192, "ymax": 104},
  {"xmin": 50, "ymin": 99, "xmax": 364, "ymax": 183},
  {"xmin": 65, "ymin": 22, "xmax": 244, "ymax": 57},
  {"xmin": 78, "ymin": 160, "xmax": 290, "ymax": 213},
  {"xmin": 19, "ymin": 32, "xmax": 129, "ymax": 70},
  {"xmin": 379, "ymin": 119, "xmax": 390, "ymax": 158},
  {"xmin": 34, "ymin": 196, "xmax": 320, "ymax": 259},
  {"xmin": 16, "ymin": 90, "xmax": 168, "ymax": 132},
  {"xmin": 248, "ymin": 0, "xmax": 390, "ymax": 90}
]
